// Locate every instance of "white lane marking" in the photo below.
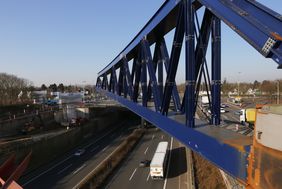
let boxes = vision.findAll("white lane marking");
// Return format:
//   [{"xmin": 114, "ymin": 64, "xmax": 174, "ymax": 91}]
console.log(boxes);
[
  {"xmin": 91, "ymin": 146, "xmax": 99, "ymax": 152},
  {"xmin": 23, "ymin": 155, "xmax": 72, "ymax": 186},
  {"xmin": 23, "ymin": 126, "xmax": 119, "ymax": 186},
  {"xmin": 72, "ymin": 164, "xmax": 86, "ymax": 175},
  {"xmin": 57, "ymin": 164, "xmax": 72, "ymax": 175},
  {"xmin": 144, "ymin": 147, "xmax": 149, "ymax": 155},
  {"xmin": 146, "ymin": 171, "xmax": 150, "ymax": 181},
  {"xmin": 163, "ymin": 137, "xmax": 173, "ymax": 189},
  {"xmin": 222, "ymin": 115, "xmax": 228, "ymax": 120},
  {"xmin": 179, "ymin": 171, "xmax": 181, "ymax": 189},
  {"xmin": 84, "ymin": 127, "xmax": 119, "ymax": 149},
  {"xmin": 102, "ymin": 146, "xmax": 109, "ymax": 152},
  {"xmin": 129, "ymin": 168, "xmax": 137, "ymax": 181},
  {"xmin": 152, "ymin": 135, "xmax": 155, "ymax": 140},
  {"xmin": 72, "ymin": 139, "xmax": 130, "ymax": 189}
]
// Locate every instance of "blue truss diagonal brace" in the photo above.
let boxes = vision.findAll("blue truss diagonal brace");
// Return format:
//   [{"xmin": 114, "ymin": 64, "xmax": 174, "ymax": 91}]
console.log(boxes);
[
  {"xmin": 142, "ymin": 39, "xmax": 161, "ymax": 112},
  {"xmin": 122, "ymin": 57, "xmax": 134, "ymax": 99},
  {"xmin": 159, "ymin": 38, "xmax": 181, "ymax": 112}
]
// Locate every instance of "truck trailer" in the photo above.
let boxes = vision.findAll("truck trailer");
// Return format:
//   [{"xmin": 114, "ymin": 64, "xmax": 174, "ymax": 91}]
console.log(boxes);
[{"xmin": 150, "ymin": 141, "xmax": 169, "ymax": 179}]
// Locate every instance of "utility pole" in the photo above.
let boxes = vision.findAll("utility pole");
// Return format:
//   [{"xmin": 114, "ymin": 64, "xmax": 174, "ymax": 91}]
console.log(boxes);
[{"xmin": 237, "ymin": 72, "xmax": 241, "ymax": 96}]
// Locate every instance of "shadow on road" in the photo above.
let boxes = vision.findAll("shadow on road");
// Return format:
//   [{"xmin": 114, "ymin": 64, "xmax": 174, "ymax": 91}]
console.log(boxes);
[{"xmin": 167, "ymin": 146, "xmax": 187, "ymax": 178}]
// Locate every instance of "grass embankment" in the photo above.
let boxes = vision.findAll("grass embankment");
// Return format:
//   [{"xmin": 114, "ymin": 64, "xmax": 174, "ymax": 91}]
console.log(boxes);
[
  {"xmin": 77, "ymin": 128, "xmax": 144, "ymax": 189},
  {"xmin": 192, "ymin": 152, "xmax": 226, "ymax": 189}
]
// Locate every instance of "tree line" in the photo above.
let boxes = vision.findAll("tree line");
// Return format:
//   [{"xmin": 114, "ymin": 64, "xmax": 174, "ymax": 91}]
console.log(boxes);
[
  {"xmin": 221, "ymin": 79, "xmax": 281, "ymax": 95},
  {"xmin": 177, "ymin": 79, "xmax": 281, "ymax": 95},
  {"xmin": 0, "ymin": 73, "xmax": 33, "ymax": 105},
  {"xmin": 39, "ymin": 83, "xmax": 94, "ymax": 93},
  {"xmin": 0, "ymin": 73, "xmax": 95, "ymax": 106}
]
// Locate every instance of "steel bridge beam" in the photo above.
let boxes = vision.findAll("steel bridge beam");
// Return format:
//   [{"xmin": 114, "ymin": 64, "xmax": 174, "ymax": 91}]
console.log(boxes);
[
  {"xmin": 184, "ymin": 0, "xmax": 196, "ymax": 127},
  {"xmin": 141, "ymin": 39, "xmax": 161, "ymax": 111},
  {"xmin": 96, "ymin": 0, "xmax": 282, "ymax": 186},
  {"xmin": 161, "ymin": 3, "xmax": 184, "ymax": 115},
  {"xmin": 211, "ymin": 16, "xmax": 221, "ymax": 125},
  {"xmin": 97, "ymin": 88, "xmax": 250, "ymax": 182},
  {"xmin": 159, "ymin": 38, "xmax": 181, "ymax": 112}
]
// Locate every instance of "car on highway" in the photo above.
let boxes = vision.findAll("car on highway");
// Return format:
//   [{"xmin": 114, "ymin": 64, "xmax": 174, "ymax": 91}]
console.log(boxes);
[
  {"xmin": 139, "ymin": 160, "xmax": 150, "ymax": 167},
  {"xmin": 74, "ymin": 149, "xmax": 85, "ymax": 156},
  {"xmin": 234, "ymin": 110, "xmax": 241, "ymax": 115},
  {"xmin": 221, "ymin": 103, "xmax": 228, "ymax": 108},
  {"xmin": 220, "ymin": 108, "xmax": 226, "ymax": 113},
  {"xmin": 207, "ymin": 108, "xmax": 226, "ymax": 113}
]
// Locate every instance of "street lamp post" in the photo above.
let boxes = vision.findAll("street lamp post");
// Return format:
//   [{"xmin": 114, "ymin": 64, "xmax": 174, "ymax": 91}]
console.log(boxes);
[
  {"xmin": 237, "ymin": 72, "xmax": 241, "ymax": 96},
  {"xmin": 82, "ymin": 81, "xmax": 86, "ymax": 102}
]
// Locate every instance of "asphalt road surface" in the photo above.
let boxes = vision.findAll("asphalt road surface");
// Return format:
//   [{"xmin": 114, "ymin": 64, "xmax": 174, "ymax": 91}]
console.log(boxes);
[
  {"xmin": 105, "ymin": 127, "xmax": 191, "ymax": 189},
  {"xmin": 20, "ymin": 122, "xmax": 137, "ymax": 189}
]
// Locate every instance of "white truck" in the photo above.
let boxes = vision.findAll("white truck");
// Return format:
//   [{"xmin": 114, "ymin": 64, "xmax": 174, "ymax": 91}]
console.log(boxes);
[
  {"xmin": 201, "ymin": 95, "xmax": 209, "ymax": 107},
  {"xmin": 239, "ymin": 108, "xmax": 256, "ymax": 126},
  {"xmin": 150, "ymin": 141, "xmax": 169, "ymax": 179}
]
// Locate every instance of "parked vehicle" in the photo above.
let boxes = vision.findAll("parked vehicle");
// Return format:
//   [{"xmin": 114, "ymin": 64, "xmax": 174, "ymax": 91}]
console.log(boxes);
[{"xmin": 150, "ymin": 142, "xmax": 169, "ymax": 179}]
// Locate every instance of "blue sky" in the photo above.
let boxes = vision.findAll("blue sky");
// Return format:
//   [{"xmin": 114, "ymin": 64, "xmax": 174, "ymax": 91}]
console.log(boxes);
[{"xmin": 0, "ymin": 0, "xmax": 281, "ymax": 86}]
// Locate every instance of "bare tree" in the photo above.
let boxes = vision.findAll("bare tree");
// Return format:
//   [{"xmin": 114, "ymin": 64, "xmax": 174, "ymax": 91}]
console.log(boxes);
[{"xmin": 0, "ymin": 73, "xmax": 33, "ymax": 105}]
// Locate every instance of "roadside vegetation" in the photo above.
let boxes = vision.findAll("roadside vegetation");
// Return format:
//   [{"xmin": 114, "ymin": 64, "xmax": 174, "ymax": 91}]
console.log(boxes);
[
  {"xmin": 178, "ymin": 79, "xmax": 281, "ymax": 96},
  {"xmin": 0, "ymin": 73, "xmax": 33, "ymax": 105},
  {"xmin": 192, "ymin": 152, "xmax": 226, "ymax": 189}
]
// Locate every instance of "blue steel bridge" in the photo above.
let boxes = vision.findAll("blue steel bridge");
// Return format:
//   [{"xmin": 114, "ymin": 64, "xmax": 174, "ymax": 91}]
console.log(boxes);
[{"xmin": 96, "ymin": 0, "xmax": 282, "ymax": 188}]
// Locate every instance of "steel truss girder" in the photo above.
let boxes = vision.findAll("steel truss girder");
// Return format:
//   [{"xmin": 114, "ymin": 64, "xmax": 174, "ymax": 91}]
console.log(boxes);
[
  {"xmin": 141, "ymin": 52, "xmax": 148, "ymax": 107},
  {"xmin": 194, "ymin": 9, "xmax": 213, "ymax": 114},
  {"xmin": 111, "ymin": 67, "xmax": 118, "ymax": 94},
  {"xmin": 118, "ymin": 66, "xmax": 124, "ymax": 96},
  {"xmin": 157, "ymin": 42, "xmax": 164, "ymax": 101},
  {"xmin": 141, "ymin": 39, "xmax": 161, "ymax": 111},
  {"xmin": 96, "ymin": 0, "xmax": 282, "ymax": 184},
  {"xmin": 197, "ymin": 0, "xmax": 282, "ymax": 67},
  {"xmin": 161, "ymin": 3, "xmax": 184, "ymax": 115},
  {"xmin": 122, "ymin": 57, "xmax": 133, "ymax": 99},
  {"xmin": 133, "ymin": 53, "xmax": 142, "ymax": 102},
  {"xmin": 146, "ymin": 43, "xmax": 158, "ymax": 102},
  {"xmin": 211, "ymin": 16, "xmax": 221, "ymax": 125},
  {"xmin": 159, "ymin": 38, "xmax": 181, "ymax": 112},
  {"xmin": 184, "ymin": 0, "xmax": 196, "ymax": 127},
  {"xmin": 97, "ymin": 88, "xmax": 250, "ymax": 183}
]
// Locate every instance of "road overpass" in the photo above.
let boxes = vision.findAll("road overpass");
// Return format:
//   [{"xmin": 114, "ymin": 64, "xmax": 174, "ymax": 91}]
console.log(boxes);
[
  {"xmin": 1, "ymin": 0, "xmax": 282, "ymax": 188},
  {"xmin": 95, "ymin": 0, "xmax": 282, "ymax": 188}
]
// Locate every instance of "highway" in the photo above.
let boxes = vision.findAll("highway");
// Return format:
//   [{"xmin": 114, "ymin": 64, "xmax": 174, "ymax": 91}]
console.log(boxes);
[
  {"xmin": 105, "ymin": 127, "xmax": 191, "ymax": 189},
  {"xmin": 220, "ymin": 101, "xmax": 254, "ymax": 136},
  {"xmin": 20, "ymin": 101, "xmax": 250, "ymax": 189},
  {"xmin": 19, "ymin": 122, "xmax": 138, "ymax": 189}
]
